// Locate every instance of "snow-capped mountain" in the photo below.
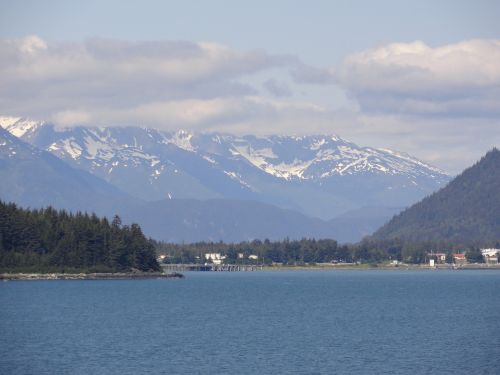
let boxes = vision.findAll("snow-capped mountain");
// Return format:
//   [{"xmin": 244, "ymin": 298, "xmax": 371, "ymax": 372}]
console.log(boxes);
[
  {"xmin": 211, "ymin": 134, "xmax": 445, "ymax": 181},
  {"xmin": 0, "ymin": 126, "xmax": 133, "ymax": 215},
  {"xmin": 0, "ymin": 116, "xmax": 45, "ymax": 138},
  {"xmin": 0, "ymin": 116, "xmax": 450, "ymax": 219},
  {"xmin": 1, "ymin": 126, "xmax": 351, "ymax": 242}
]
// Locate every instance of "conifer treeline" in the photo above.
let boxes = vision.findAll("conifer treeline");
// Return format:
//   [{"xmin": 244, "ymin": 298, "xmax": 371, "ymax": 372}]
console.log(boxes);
[
  {"xmin": 155, "ymin": 237, "xmax": 498, "ymax": 265},
  {"xmin": 0, "ymin": 201, "xmax": 160, "ymax": 273}
]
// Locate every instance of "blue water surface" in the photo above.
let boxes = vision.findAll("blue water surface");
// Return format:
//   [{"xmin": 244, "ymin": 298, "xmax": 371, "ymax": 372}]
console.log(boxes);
[{"xmin": 1, "ymin": 270, "xmax": 500, "ymax": 374}]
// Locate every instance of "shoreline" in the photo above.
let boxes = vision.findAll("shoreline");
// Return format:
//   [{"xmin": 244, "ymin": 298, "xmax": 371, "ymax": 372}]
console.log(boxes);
[
  {"xmin": 261, "ymin": 263, "xmax": 500, "ymax": 271},
  {"xmin": 161, "ymin": 263, "xmax": 500, "ymax": 272},
  {"xmin": 3, "ymin": 264, "xmax": 499, "ymax": 279},
  {"xmin": 0, "ymin": 272, "xmax": 184, "ymax": 281}
]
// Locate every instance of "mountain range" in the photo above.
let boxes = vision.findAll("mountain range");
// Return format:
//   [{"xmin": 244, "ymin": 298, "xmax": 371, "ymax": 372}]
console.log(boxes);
[
  {"xmin": 0, "ymin": 126, "xmax": 341, "ymax": 242},
  {"xmin": 1, "ymin": 116, "xmax": 451, "ymax": 242}
]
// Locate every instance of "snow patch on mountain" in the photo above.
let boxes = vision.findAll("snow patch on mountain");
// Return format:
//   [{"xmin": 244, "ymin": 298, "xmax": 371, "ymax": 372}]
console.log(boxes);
[
  {"xmin": 0, "ymin": 116, "xmax": 21, "ymax": 128},
  {"xmin": 0, "ymin": 116, "xmax": 44, "ymax": 138},
  {"xmin": 84, "ymin": 135, "xmax": 114, "ymax": 160},
  {"xmin": 49, "ymin": 138, "xmax": 83, "ymax": 159},
  {"xmin": 203, "ymin": 155, "xmax": 217, "ymax": 164},
  {"xmin": 223, "ymin": 170, "xmax": 255, "ymax": 191},
  {"xmin": 231, "ymin": 143, "xmax": 314, "ymax": 180},
  {"xmin": 379, "ymin": 148, "xmax": 443, "ymax": 174},
  {"xmin": 163, "ymin": 130, "xmax": 196, "ymax": 152}
]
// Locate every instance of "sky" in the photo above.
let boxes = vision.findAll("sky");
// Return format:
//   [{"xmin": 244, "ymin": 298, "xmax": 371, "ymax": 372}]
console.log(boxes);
[{"xmin": 0, "ymin": 0, "xmax": 499, "ymax": 173}]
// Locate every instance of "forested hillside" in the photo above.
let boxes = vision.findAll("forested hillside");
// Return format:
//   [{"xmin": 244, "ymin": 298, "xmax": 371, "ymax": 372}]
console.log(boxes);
[
  {"xmin": 372, "ymin": 148, "xmax": 500, "ymax": 243},
  {"xmin": 0, "ymin": 201, "xmax": 160, "ymax": 273}
]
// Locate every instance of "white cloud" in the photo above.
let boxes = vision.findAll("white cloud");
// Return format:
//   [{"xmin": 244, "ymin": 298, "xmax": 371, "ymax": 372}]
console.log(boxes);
[
  {"xmin": 0, "ymin": 35, "xmax": 499, "ymax": 173},
  {"xmin": 49, "ymin": 96, "xmax": 327, "ymax": 132},
  {"xmin": 334, "ymin": 39, "xmax": 500, "ymax": 117},
  {"xmin": 1, "ymin": 36, "xmax": 286, "ymax": 84},
  {"xmin": 18, "ymin": 35, "xmax": 48, "ymax": 54},
  {"xmin": 0, "ymin": 35, "xmax": 332, "ymax": 136},
  {"xmin": 352, "ymin": 114, "xmax": 500, "ymax": 175},
  {"xmin": 52, "ymin": 110, "xmax": 92, "ymax": 127},
  {"xmin": 0, "ymin": 35, "xmax": 300, "ymax": 126}
]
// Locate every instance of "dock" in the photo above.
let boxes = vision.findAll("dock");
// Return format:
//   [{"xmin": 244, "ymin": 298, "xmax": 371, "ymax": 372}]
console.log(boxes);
[{"xmin": 161, "ymin": 264, "xmax": 262, "ymax": 272}]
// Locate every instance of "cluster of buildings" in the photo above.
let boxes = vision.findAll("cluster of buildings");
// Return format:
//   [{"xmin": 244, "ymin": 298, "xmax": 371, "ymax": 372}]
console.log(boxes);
[
  {"xmin": 427, "ymin": 248, "xmax": 499, "ymax": 266},
  {"xmin": 204, "ymin": 252, "xmax": 259, "ymax": 265},
  {"xmin": 157, "ymin": 252, "xmax": 260, "ymax": 265}
]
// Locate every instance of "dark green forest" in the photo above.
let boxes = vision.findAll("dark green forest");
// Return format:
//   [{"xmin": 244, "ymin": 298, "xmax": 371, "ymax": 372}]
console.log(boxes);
[
  {"xmin": 373, "ymin": 148, "xmax": 500, "ymax": 243},
  {"xmin": 0, "ymin": 201, "xmax": 160, "ymax": 273}
]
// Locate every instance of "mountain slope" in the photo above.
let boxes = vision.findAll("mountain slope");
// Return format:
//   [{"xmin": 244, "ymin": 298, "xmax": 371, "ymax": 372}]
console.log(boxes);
[
  {"xmin": 122, "ymin": 199, "xmax": 337, "ymax": 243},
  {"xmin": 329, "ymin": 206, "xmax": 403, "ymax": 243},
  {"xmin": 1, "ymin": 116, "xmax": 450, "ymax": 220},
  {"xmin": 0, "ymin": 127, "xmax": 135, "ymax": 215},
  {"xmin": 372, "ymin": 148, "xmax": 500, "ymax": 243}
]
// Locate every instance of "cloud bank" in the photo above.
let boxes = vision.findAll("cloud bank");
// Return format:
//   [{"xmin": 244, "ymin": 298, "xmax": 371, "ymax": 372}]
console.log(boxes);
[
  {"xmin": 0, "ymin": 35, "xmax": 318, "ymax": 128},
  {"xmin": 0, "ymin": 35, "xmax": 499, "ymax": 172},
  {"xmin": 335, "ymin": 39, "xmax": 500, "ymax": 117}
]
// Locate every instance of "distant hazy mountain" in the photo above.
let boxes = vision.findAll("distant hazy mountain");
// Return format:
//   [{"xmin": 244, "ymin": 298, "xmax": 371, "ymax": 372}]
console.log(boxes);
[
  {"xmin": 329, "ymin": 206, "xmax": 403, "ymax": 243},
  {"xmin": 1, "ymin": 116, "xmax": 450, "ymax": 220},
  {"xmin": 120, "ymin": 199, "xmax": 340, "ymax": 243},
  {"xmin": 372, "ymin": 148, "xmax": 500, "ymax": 243}
]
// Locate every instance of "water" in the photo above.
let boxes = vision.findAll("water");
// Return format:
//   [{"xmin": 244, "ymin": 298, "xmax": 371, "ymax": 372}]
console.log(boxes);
[{"xmin": 1, "ymin": 270, "xmax": 500, "ymax": 374}]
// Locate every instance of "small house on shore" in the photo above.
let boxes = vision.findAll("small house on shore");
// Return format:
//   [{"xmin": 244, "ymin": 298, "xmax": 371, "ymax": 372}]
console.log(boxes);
[
  {"xmin": 453, "ymin": 253, "xmax": 466, "ymax": 264},
  {"xmin": 481, "ymin": 249, "xmax": 499, "ymax": 264},
  {"xmin": 427, "ymin": 252, "xmax": 447, "ymax": 264},
  {"xmin": 205, "ymin": 253, "xmax": 226, "ymax": 265}
]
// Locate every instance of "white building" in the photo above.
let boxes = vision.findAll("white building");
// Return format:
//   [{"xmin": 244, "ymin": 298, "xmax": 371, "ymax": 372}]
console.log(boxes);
[
  {"xmin": 204, "ymin": 253, "xmax": 226, "ymax": 265},
  {"xmin": 481, "ymin": 248, "xmax": 500, "ymax": 257},
  {"xmin": 481, "ymin": 249, "xmax": 499, "ymax": 264}
]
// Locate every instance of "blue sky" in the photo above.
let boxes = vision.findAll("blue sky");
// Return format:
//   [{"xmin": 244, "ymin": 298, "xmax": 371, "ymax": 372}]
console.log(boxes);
[
  {"xmin": 1, "ymin": 0, "xmax": 499, "ymax": 172},
  {"xmin": 2, "ymin": 1, "xmax": 498, "ymax": 64}
]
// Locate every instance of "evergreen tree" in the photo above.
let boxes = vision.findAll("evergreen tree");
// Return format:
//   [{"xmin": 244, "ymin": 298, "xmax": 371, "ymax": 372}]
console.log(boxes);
[{"xmin": 0, "ymin": 200, "xmax": 160, "ymax": 273}]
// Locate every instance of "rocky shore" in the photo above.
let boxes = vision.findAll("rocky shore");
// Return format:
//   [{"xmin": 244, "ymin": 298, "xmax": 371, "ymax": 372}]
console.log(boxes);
[{"xmin": 0, "ymin": 272, "xmax": 184, "ymax": 280}]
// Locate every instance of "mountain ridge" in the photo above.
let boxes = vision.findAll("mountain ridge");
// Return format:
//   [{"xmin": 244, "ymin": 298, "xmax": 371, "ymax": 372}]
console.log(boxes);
[{"xmin": 0, "ymin": 116, "xmax": 450, "ymax": 220}]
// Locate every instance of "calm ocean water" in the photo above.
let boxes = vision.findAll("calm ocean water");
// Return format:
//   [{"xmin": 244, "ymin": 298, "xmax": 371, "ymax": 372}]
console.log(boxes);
[{"xmin": 1, "ymin": 270, "xmax": 499, "ymax": 374}]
